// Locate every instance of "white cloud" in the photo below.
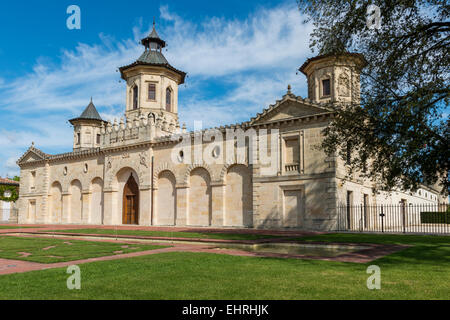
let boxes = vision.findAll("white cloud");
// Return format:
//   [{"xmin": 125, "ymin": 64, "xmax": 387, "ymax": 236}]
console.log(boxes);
[
  {"xmin": 0, "ymin": 1, "xmax": 313, "ymax": 177},
  {"xmin": 162, "ymin": 4, "xmax": 313, "ymax": 77}
]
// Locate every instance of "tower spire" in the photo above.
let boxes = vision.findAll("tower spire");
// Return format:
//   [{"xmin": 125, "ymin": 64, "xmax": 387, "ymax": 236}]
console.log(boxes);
[{"xmin": 141, "ymin": 20, "xmax": 166, "ymax": 51}]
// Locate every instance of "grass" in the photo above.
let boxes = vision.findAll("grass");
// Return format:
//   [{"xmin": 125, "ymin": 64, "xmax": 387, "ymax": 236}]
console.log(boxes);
[
  {"xmin": 0, "ymin": 226, "xmax": 37, "ymax": 229},
  {"xmin": 0, "ymin": 233, "xmax": 448, "ymax": 299},
  {"xmin": 46, "ymin": 228, "xmax": 280, "ymax": 240},
  {"xmin": 0, "ymin": 236, "xmax": 168, "ymax": 263},
  {"xmin": 295, "ymin": 232, "xmax": 450, "ymax": 245}
]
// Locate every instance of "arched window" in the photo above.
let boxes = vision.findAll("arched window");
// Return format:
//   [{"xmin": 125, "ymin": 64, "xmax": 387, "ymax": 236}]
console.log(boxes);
[
  {"xmin": 133, "ymin": 85, "xmax": 139, "ymax": 109},
  {"xmin": 322, "ymin": 79, "xmax": 331, "ymax": 96},
  {"xmin": 166, "ymin": 87, "xmax": 172, "ymax": 112}
]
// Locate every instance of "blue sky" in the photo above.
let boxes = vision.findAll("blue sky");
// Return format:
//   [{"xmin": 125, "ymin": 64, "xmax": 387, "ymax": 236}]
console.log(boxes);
[{"xmin": 0, "ymin": 0, "xmax": 314, "ymax": 178}]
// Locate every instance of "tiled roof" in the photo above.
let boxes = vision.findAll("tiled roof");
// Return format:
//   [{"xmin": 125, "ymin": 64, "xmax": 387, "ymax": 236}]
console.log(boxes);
[
  {"xmin": 119, "ymin": 57, "xmax": 186, "ymax": 84},
  {"xmin": 137, "ymin": 50, "xmax": 169, "ymax": 65},
  {"xmin": 69, "ymin": 100, "xmax": 105, "ymax": 124},
  {"xmin": 299, "ymin": 52, "xmax": 367, "ymax": 74},
  {"xmin": 141, "ymin": 24, "xmax": 167, "ymax": 48},
  {"xmin": 0, "ymin": 177, "xmax": 19, "ymax": 186},
  {"xmin": 120, "ymin": 24, "xmax": 186, "ymax": 84}
]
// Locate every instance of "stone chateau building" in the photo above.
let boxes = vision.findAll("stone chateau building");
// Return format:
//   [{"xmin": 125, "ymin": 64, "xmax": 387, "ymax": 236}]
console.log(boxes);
[{"xmin": 16, "ymin": 25, "xmax": 445, "ymax": 230}]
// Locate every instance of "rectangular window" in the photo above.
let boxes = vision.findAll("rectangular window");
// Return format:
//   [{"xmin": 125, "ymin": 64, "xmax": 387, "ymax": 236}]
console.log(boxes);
[
  {"xmin": 148, "ymin": 83, "xmax": 156, "ymax": 100},
  {"xmin": 284, "ymin": 137, "xmax": 300, "ymax": 173},
  {"xmin": 285, "ymin": 138, "xmax": 300, "ymax": 164},
  {"xmin": 322, "ymin": 79, "xmax": 331, "ymax": 96},
  {"xmin": 96, "ymin": 134, "xmax": 101, "ymax": 144},
  {"xmin": 77, "ymin": 133, "xmax": 81, "ymax": 145}
]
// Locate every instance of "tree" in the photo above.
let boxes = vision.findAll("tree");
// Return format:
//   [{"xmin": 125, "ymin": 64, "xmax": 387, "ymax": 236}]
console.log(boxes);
[
  {"xmin": 0, "ymin": 176, "xmax": 20, "ymax": 203},
  {"xmin": 298, "ymin": 0, "xmax": 449, "ymax": 195}
]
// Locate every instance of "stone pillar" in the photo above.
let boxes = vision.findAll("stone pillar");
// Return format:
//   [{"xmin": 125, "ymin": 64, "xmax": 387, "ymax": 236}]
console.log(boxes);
[
  {"xmin": 211, "ymin": 183, "xmax": 225, "ymax": 227},
  {"xmin": 81, "ymin": 191, "xmax": 91, "ymax": 224},
  {"xmin": 103, "ymin": 189, "xmax": 115, "ymax": 225},
  {"xmin": 139, "ymin": 187, "xmax": 151, "ymax": 226},
  {"xmin": 175, "ymin": 185, "xmax": 188, "ymax": 226},
  {"xmin": 42, "ymin": 162, "xmax": 50, "ymax": 223},
  {"xmin": 62, "ymin": 193, "xmax": 71, "ymax": 224}
]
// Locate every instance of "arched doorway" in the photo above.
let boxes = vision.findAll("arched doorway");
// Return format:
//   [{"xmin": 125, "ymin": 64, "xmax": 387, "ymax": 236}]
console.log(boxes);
[{"xmin": 123, "ymin": 174, "xmax": 139, "ymax": 225}]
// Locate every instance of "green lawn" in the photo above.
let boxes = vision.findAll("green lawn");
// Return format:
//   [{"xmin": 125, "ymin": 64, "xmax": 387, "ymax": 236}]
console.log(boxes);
[
  {"xmin": 0, "ymin": 233, "xmax": 448, "ymax": 299},
  {"xmin": 295, "ymin": 233, "xmax": 450, "ymax": 245},
  {"xmin": 47, "ymin": 228, "xmax": 280, "ymax": 241},
  {"xmin": 0, "ymin": 236, "xmax": 168, "ymax": 263},
  {"xmin": 0, "ymin": 226, "xmax": 36, "ymax": 229}
]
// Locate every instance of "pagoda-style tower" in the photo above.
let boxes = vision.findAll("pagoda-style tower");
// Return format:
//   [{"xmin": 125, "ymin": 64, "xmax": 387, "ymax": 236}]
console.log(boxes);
[
  {"xmin": 69, "ymin": 99, "xmax": 106, "ymax": 151},
  {"xmin": 119, "ymin": 22, "xmax": 186, "ymax": 125}
]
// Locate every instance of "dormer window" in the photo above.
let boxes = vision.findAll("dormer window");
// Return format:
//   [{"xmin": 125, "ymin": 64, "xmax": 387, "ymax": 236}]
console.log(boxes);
[
  {"xmin": 166, "ymin": 87, "xmax": 172, "ymax": 112},
  {"xmin": 133, "ymin": 85, "xmax": 139, "ymax": 109},
  {"xmin": 148, "ymin": 83, "xmax": 156, "ymax": 101},
  {"xmin": 322, "ymin": 79, "xmax": 331, "ymax": 96}
]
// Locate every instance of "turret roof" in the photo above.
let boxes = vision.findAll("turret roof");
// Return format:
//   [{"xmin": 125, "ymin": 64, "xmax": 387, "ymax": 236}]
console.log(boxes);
[
  {"xmin": 69, "ymin": 100, "xmax": 105, "ymax": 124},
  {"xmin": 119, "ymin": 23, "xmax": 186, "ymax": 84}
]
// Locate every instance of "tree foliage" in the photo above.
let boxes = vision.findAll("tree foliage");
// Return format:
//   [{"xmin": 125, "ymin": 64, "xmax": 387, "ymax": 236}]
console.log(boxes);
[
  {"xmin": 298, "ymin": 0, "xmax": 449, "ymax": 194},
  {"xmin": 0, "ymin": 176, "xmax": 20, "ymax": 202}
]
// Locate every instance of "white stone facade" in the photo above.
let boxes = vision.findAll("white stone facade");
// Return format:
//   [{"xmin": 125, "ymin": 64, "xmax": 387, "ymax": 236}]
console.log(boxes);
[{"xmin": 16, "ymin": 39, "xmax": 446, "ymax": 230}]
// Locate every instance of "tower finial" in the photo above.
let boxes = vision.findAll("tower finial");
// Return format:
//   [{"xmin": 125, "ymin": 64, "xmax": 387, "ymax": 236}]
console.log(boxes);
[{"xmin": 153, "ymin": 17, "xmax": 156, "ymax": 27}]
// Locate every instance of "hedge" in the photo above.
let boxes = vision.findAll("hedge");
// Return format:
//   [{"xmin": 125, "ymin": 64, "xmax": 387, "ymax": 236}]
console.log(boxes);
[{"xmin": 420, "ymin": 211, "xmax": 450, "ymax": 224}]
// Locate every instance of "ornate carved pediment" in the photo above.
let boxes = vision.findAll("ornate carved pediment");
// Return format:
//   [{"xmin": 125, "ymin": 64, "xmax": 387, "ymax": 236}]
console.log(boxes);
[
  {"xmin": 250, "ymin": 96, "xmax": 333, "ymax": 125},
  {"xmin": 17, "ymin": 145, "xmax": 48, "ymax": 166}
]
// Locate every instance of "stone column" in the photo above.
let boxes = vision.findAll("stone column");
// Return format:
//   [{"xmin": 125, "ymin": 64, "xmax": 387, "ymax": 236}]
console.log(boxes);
[
  {"xmin": 139, "ymin": 187, "xmax": 151, "ymax": 226},
  {"xmin": 175, "ymin": 185, "xmax": 188, "ymax": 226},
  {"xmin": 103, "ymin": 189, "xmax": 116, "ymax": 225},
  {"xmin": 42, "ymin": 161, "xmax": 50, "ymax": 223},
  {"xmin": 211, "ymin": 183, "xmax": 225, "ymax": 227}
]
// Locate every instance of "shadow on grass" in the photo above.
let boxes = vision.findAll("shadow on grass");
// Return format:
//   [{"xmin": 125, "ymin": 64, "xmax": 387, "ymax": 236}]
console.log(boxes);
[{"xmin": 294, "ymin": 233, "xmax": 450, "ymax": 266}]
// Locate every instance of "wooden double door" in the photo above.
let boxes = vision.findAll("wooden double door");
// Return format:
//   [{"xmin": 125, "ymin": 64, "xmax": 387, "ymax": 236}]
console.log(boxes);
[{"xmin": 123, "ymin": 175, "xmax": 139, "ymax": 225}]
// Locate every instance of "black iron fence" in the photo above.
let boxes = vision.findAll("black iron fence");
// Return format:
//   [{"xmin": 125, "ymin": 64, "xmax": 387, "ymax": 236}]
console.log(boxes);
[{"xmin": 336, "ymin": 203, "xmax": 450, "ymax": 234}]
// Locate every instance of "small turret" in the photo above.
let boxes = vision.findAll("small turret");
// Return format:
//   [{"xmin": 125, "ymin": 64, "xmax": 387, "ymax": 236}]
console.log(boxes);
[
  {"xmin": 299, "ymin": 53, "xmax": 367, "ymax": 106},
  {"xmin": 69, "ymin": 99, "xmax": 106, "ymax": 151}
]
